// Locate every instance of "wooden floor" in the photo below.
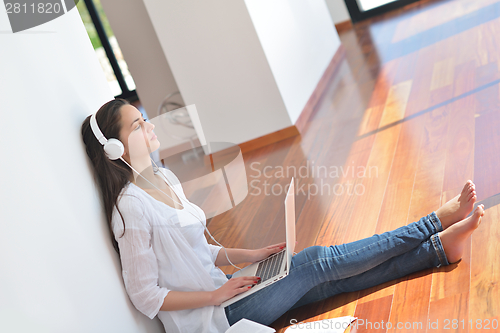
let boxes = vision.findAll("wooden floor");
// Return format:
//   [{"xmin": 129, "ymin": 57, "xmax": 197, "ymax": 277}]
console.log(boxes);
[{"xmin": 196, "ymin": 0, "xmax": 500, "ymax": 332}]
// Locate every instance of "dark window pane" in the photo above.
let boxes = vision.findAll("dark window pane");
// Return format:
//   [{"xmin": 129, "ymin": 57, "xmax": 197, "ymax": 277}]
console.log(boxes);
[{"xmin": 92, "ymin": 0, "xmax": 136, "ymax": 92}]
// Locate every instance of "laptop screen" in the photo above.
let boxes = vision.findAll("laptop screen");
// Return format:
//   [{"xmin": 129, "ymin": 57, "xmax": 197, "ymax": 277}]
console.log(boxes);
[{"xmin": 285, "ymin": 177, "xmax": 296, "ymax": 271}]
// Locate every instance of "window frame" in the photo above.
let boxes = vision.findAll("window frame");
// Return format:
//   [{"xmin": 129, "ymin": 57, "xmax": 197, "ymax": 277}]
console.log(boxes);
[
  {"xmin": 83, "ymin": 0, "xmax": 138, "ymax": 102},
  {"xmin": 344, "ymin": 0, "xmax": 421, "ymax": 23}
]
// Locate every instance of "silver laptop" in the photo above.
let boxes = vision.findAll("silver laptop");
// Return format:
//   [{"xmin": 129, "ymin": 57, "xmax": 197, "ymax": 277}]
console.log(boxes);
[{"xmin": 221, "ymin": 177, "xmax": 296, "ymax": 308}]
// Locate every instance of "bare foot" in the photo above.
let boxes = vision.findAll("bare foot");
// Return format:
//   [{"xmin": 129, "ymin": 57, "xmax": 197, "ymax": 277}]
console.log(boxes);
[
  {"xmin": 439, "ymin": 204, "xmax": 484, "ymax": 264},
  {"xmin": 436, "ymin": 180, "xmax": 476, "ymax": 229}
]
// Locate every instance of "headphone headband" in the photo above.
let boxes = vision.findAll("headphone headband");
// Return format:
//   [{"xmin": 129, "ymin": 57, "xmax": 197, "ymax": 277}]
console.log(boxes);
[{"xmin": 90, "ymin": 112, "xmax": 108, "ymax": 145}]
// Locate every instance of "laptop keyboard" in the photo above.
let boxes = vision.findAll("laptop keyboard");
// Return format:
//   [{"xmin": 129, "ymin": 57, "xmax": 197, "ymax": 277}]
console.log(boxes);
[{"xmin": 255, "ymin": 250, "xmax": 286, "ymax": 284}]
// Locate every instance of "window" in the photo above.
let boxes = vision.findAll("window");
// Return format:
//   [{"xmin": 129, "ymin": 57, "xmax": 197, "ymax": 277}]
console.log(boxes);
[{"xmin": 76, "ymin": 0, "xmax": 137, "ymax": 101}]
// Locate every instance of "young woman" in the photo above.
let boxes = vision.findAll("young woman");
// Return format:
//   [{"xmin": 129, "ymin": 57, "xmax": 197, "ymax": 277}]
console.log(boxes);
[{"xmin": 81, "ymin": 98, "xmax": 484, "ymax": 333}]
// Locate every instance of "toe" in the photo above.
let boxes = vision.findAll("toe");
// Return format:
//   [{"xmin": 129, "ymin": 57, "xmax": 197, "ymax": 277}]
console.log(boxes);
[
  {"xmin": 475, "ymin": 204, "xmax": 484, "ymax": 216},
  {"xmin": 463, "ymin": 181, "xmax": 475, "ymax": 196}
]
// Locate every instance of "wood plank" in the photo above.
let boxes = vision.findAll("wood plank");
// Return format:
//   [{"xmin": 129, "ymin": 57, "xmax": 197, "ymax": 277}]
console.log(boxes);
[
  {"xmin": 441, "ymin": 91, "xmax": 475, "ymax": 193},
  {"xmin": 453, "ymin": 60, "xmax": 476, "ymax": 97},
  {"xmin": 335, "ymin": 20, "xmax": 353, "ymax": 34},
  {"xmin": 469, "ymin": 205, "xmax": 500, "ymax": 329},
  {"xmin": 315, "ymin": 102, "xmax": 387, "ymax": 247},
  {"xmin": 427, "ymin": 293, "xmax": 469, "ymax": 333},
  {"xmin": 357, "ymin": 280, "xmax": 397, "ymax": 305},
  {"xmin": 391, "ymin": 0, "xmax": 499, "ymax": 44},
  {"xmin": 343, "ymin": 79, "xmax": 412, "ymax": 243},
  {"xmin": 429, "ymin": 94, "xmax": 476, "ymax": 307},
  {"xmin": 237, "ymin": 125, "xmax": 300, "ymax": 155},
  {"xmin": 430, "ymin": 58, "xmax": 455, "ymax": 91},
  {"xmin": 387, "ymin": 270, "xmax": 433, "ymax": 333},
  {"xmin": 407, "ymin": 106, "xmax": 449, "ymax": 222},
  {"xmin": 430, "ymin": 239, "xmax": 471, "ymax": 303},
  {"xmin": 271, "ymin": 291, "xmax": 360, "ymax": 332},
  {"xmin": 387, "ymin": 92, "xmax": 450, "ymax": 333},
  {"xmin": 473, "ymin": 84, "xmax": 500, "ymax": 201},
  {"xmin": 295, "ymin": 46, "xmax": 346, "ymax": 134},
  {"xmin": 468, "ymin": 55, "xmax": 500, "ymax": 329},
  {"xmin": 352, "ymin": 295, "xmax": 393, "ymax": 333},
  {"xmin": 393, "ymin": 51, "xmax": 419, "ymax": 86}
]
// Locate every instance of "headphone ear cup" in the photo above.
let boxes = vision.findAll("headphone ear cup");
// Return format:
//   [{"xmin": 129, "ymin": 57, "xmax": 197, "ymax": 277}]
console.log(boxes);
[{"xmin": 103, "ymin": 138, "xmax": 125, "ymax": 160}]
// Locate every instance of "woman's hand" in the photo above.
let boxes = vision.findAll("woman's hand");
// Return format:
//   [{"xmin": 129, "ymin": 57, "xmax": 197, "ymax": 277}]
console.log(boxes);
[
  {"xmin": 211, "ymin": 276, "xmax": 261, "ymax": 306},
  {"xmin": 249, "ymin": 242, "xmax": 287, "ymax": 263}
]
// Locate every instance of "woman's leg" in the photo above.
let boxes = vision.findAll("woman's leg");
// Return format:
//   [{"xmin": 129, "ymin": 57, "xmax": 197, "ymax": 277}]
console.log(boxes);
[
  {"xmin": 224, "ymin": 212, "xmax": 442, "ymax": 325},
  {"xmin": 224, "ymin": 205, "xmax": 484, "ymax": 326},
  {"xmin": 289, "ymin": 203, "xmax": 484, "ymax": 310},
  {"xmin": 289, "ymin": 235, "xmax": 445, "ymax": 310}
]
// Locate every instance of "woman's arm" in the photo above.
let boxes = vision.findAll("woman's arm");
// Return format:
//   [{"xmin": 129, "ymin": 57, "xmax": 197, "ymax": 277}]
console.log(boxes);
[
  {"xmin": 160, "ymin": 290, "xmax": 215, "ymax": 311},
  {"xmin": 158, "ymin": 244, "xmax": 287, "ymax": 310},
  {"xmin": 214, "ymin": 242, "xmax": 287, "ymax": 266},
  {"xmin": 160, "ymin": 275, "xmax": 261, "ymax": 310},
  {"xmin": 214, "ymin": 248, "xmax": 255, "ymax": 266}
]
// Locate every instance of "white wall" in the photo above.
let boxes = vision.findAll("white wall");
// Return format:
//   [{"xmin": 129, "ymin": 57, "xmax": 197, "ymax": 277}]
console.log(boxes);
[
  {"xmin": 100, "ymin": 0, "xmax": 199, "ymax": 154},
  {"xmin": 0, "ymin": 6, "xmax": 164, "ymax": 333},
  {"xmin": 99, "ymin": 0, "xmax": 183, "ymax": 120},
  {"xmin": 244, "ymin": 0, "xmax": 341, "ymax": 123},
  {"xmin": 142, "ymin": 0, "xmax": 292, "ymax": 150},
  {"xmin": 324, "ymin": 0, "xmax": 351, "ymax": 24},
  {"xmin": 142, "ymin": 0, "xmax": 342, "ymax": 151}
]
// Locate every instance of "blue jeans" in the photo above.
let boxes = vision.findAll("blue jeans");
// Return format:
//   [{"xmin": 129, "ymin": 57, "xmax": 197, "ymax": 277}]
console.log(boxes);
[{"xmin": 223, "ymin": 212, "xmax": 450, "ymax": 326}]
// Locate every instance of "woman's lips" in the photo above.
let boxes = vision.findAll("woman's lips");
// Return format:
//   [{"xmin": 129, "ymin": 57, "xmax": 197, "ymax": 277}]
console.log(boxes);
[{"xmin": 151, "ymin": 134, "xmax": 157, "ymax": 141}]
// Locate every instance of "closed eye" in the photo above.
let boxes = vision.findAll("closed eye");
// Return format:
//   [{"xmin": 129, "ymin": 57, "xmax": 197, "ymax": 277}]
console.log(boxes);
[{"xmin": 134, "ymin": 117, "xmax": 146, "ymax": 130}]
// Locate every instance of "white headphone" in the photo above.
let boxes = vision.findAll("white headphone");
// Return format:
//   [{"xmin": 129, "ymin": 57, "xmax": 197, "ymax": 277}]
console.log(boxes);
[{"xmin": 90, "ymin": 112, "xmax": 125, "ymax": 160}]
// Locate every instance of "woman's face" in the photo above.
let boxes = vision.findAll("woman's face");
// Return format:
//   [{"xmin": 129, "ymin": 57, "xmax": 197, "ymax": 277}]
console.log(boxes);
[{"xmin": 118, "ymin": 104, "xmax": 160, "ymax": 161}]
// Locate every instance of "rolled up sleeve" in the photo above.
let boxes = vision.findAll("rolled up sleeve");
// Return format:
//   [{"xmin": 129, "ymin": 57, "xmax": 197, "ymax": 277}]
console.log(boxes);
[
  {"xmin": 207, "ymin": 244, "xmax": 223, "ymax": 264},
  {"xmin": 113, "ymin": 195, "xmax": 170, "ymax": 319}
]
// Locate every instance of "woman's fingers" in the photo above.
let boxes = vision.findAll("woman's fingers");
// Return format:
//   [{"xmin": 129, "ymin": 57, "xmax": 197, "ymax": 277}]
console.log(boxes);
[
  {"xmin": 230, "ymin": 276, "xmax": 260, "ymax": 294},
  {"xmin": 217, "ymin": 276, "xmax": 263, "ymax": 303},
  {"xmin": 233, "ymin": 276, "xmax": 260, "ymax": 286},
  {"xmin": 267, "ymin": 242, "xmax": 286, "ymax": 249},
  {"xmin": 265, "ymin": 242, "xmax": 287, "ymax": 255}
]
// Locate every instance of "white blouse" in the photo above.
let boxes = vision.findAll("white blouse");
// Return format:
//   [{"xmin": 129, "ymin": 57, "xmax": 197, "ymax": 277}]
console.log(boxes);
[{"xmin": 111, "ymin": 167, "xmax": 231, "ymax": 333}]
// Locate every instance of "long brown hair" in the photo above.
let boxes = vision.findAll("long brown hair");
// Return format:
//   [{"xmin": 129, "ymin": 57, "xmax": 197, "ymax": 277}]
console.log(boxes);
[{"xmin": 81, "ymin": 98, "xmax": 133, "ymax": 253}]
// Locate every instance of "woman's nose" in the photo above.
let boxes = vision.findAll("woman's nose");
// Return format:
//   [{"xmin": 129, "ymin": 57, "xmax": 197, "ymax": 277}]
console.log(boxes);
[{"xmin": 147, "ymin": 121, "xmax": 155, "ymax": 131}]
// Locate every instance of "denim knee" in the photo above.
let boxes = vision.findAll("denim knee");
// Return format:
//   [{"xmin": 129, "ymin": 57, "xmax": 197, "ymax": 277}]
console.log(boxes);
[{"xmin": 291, "ymin": 245, "xmax": 324, "ymax": 270}]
